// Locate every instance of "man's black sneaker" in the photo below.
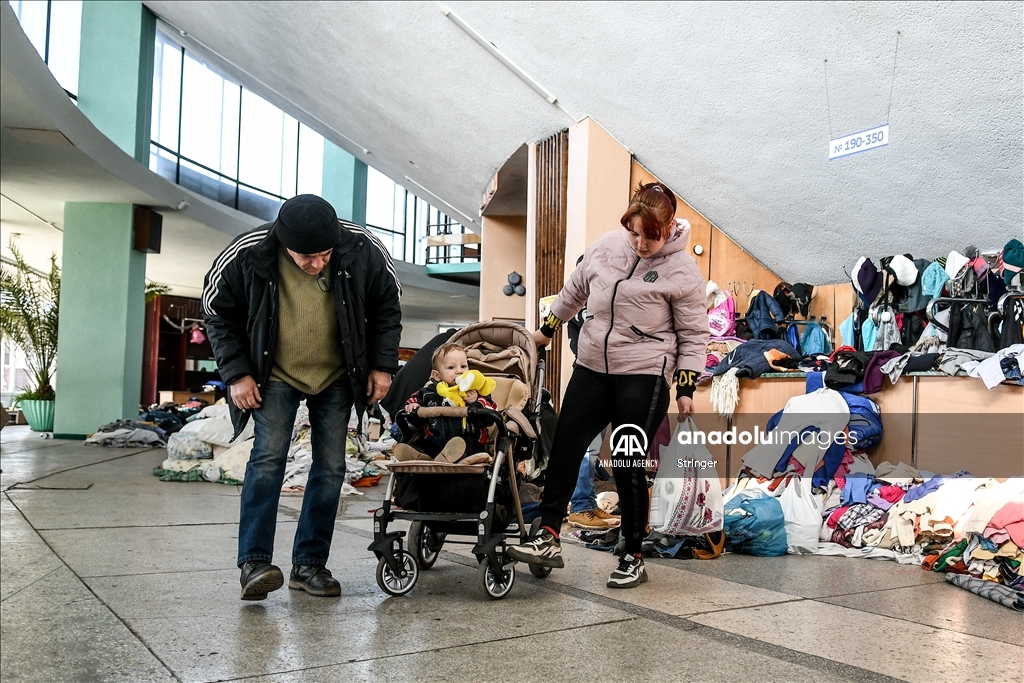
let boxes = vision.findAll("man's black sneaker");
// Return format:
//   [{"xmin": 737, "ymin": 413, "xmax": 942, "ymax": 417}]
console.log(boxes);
[
  {"xmin": 239, "ymin": 561, "xmax": 284, "ymax": 601},
  {"xmin": 288, "ymin": 565, "xmax": 341, "ymax": 597},
  {"xmin": 505, "ymin": 529, "xmax": 564, "ymax": 568},
  {"xmin": 607, "ymin": 553, "xmax": 648, "ymax": 588}
]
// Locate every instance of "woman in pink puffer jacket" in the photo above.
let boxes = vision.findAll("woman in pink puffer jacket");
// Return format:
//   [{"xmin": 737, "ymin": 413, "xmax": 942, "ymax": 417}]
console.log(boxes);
[{"xmin": 507, "ymin": 182, "xmax": 709, "ymax": 588}]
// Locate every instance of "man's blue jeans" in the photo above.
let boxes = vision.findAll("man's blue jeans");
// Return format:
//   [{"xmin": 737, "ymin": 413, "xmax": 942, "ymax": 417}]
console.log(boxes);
[
  {"xmin": 237, "ymin": 379, "xmax": 353, "ymax": 567},
  {"xmin": 569, "ymin": 431, "xmax": 607, "ymax": 514}
]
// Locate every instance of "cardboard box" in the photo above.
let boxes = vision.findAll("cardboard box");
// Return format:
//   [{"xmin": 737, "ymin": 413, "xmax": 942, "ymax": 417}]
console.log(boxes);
[{"xmin": 158, "ymin": 390, "xmax": 217, "ymax": 406}]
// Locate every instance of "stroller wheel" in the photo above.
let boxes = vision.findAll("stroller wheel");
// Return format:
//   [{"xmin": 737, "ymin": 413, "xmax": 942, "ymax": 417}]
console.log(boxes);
[
  {"xmin": 527, "ymin": 518, "xmax": 552, "ymax": 578},
  {"xmin": 408, "ymin": 521, "xmax": 443, "ymax": 570},
  {"xmin": 477, "ymin": 552, "xmax": 516, "ymax": 600},
  {"xmin": 376, "ymin": 550, "xmax": 419, "ymax": 596}
]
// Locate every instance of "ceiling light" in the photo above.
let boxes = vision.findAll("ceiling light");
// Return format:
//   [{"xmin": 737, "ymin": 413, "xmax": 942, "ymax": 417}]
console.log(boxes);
[{"xmin": 440, "ymin": 5, "xmax": 558, "ymax": 105}]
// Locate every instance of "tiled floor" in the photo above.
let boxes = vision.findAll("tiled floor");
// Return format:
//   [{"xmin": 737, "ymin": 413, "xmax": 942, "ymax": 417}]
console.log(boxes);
[{"xmin": 1, "ymin": 426, "xmax": 1020, "ymax": 682}]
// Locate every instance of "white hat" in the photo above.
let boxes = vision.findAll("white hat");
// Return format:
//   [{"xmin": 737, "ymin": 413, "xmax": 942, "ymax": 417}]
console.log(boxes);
[
  {"xmin": 945, "ymin": 251, "xmax": 970, "ymax": 279},
  {"xmin": 850, "ymin": 256, "xmax": 867, "ymax": 293},
  {"xmin": 888, "ymin": 254, "xmax": 918, "ymax": 286}
]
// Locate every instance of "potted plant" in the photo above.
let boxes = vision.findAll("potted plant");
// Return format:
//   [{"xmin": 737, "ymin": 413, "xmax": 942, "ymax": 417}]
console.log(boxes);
[{"xmin": 0, "ymin": 243, "xmax": 59, "ymax": 432}]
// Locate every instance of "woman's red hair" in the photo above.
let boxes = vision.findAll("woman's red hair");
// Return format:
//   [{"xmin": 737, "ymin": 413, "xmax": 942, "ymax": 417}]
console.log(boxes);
[{"xmin": 620, "ymin": 182, "xmax": 677, "ymax": 240}]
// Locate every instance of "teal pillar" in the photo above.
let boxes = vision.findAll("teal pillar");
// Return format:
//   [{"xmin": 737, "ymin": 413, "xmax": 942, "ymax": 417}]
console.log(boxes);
[
  {"xmin": 77, "ymin": 1, "xmax": 155, "ymax": 163},
  {"xmin": 322, "ymin": 141, "xmax": 368, "ymax": 226},
  {"xmin": 54, "ymin": 204, "xmax": 146, "ymax": 438}
]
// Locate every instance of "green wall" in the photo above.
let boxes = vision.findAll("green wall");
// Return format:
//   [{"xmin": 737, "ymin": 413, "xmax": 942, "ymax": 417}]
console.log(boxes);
[
  {"xmin": 322, "ymin": 141, "xmax": 368, "ymax": 226},
  {"xmin": 77, "ymin": 1, "xmax": 155, "ymax": 163},
  {"xmin": 54, "ymin": 204, "xmax": 146, "ymax": 437}
]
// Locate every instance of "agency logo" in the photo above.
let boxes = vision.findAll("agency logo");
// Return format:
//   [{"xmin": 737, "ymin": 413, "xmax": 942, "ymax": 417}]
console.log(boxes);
[{"xmin": 610, "ymin": 424, "xmax": 648, "ymax": 459}]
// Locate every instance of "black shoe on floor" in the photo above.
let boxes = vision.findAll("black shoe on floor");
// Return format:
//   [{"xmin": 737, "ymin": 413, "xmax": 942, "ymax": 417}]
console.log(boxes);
[
  {"xmin": 289, "ymin": 565, "xmax": 341, "ymax": 597},
  {"xmin": 239, "ymin": 561, "xmax": 284, "ymax": 601}
]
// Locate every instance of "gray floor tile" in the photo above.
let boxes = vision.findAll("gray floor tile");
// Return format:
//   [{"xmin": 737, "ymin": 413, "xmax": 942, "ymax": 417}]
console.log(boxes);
[
  {"xmin": 0, "ymin": 541, "xmax": 64, "ymax": 601},
  {"xmin": 689, "ymin": 599, "xmax": 1023, "ymax": 683},
  {"xmin": 822, "ymin": 580, "xmax": 1024, "ymax": 646},
  {"xmin": 0, "ymin": 565, "xmax": 174, "ymax": 682},
  {"xmin": 95, "ymin": 569, "xmax": 633, "ymax": 683},
  {"xmin": 41, "ymin": 520, "xmax": 300, "ymax": 577},
  {"xmin": 548, "ymin": 541, "xmax": 798, "ymax": 616},
  {"xmin": 668, "ymin": 551, "xmax": 945, "ymax": 598},
  {"xmin": 227, "ymin": 617, "xmax": 865, "ymax": 683},
  {"xmin": 7, "ymin": 488, "xmax": 243, "ymax": 529}
]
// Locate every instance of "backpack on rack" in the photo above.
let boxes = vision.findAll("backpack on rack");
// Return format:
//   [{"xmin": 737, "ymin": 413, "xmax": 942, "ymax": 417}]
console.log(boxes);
[
  {"xmin": 708, "ymin": 291, "xmax": 736, "ymax": 337},
  {"xmin": 839, "ymin": 394, "xmax": 883, "ymax": 451}
]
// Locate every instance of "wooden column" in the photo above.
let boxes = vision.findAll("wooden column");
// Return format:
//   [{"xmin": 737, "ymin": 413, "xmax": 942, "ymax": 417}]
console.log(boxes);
[
  {"xmin": 534, "ymin": 130, "xmax": 569, "ymax": 410},
  {"xmin": 141, "ymin": 295, "xmax": 160, "ymax": 406}
]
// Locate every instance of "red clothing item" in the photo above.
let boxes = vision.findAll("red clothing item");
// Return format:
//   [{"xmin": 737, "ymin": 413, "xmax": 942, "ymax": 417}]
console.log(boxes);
[{"xmin": 877, "ymin": 485, "xmax": 906, "ymax": 504}]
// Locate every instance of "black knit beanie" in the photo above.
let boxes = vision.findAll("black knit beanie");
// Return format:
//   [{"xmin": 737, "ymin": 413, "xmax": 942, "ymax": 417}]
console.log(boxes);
[{"xmin": 274, "ymin": 195, "xmax": 339, "ymax": 254}]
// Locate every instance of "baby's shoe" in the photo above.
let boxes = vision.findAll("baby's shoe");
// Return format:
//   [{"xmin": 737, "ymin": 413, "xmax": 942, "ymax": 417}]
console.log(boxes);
[
  {"xmin": 393, "ymin": 443, "xmax": 430, "ymax": 461},
  {"xmin": 435, "ymin": 437, "xmax": 466, "ymax": 463}
]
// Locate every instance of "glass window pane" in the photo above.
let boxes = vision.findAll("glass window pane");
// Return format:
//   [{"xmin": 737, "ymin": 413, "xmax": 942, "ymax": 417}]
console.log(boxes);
[
  {"xmin": 151, "ymin": 30, "xmax": 181, "ymax": 150},
  {"xmin": 365, "ymin": 167, "xmax": 395, "ymax": 230},
  {"xmin": 149, "ymin": 143, "xmax": 178, "ymax": 183},
  {"xmin": 46, "ymin": 1, "xmax": 81, "ymax": 95},
  {"xmin": 296, "ymin": 125, "xmax": 323, "ymax": 196},
  {"xmin": 178, "ymin": 158, "xmax": 236, "ymax": 208},
  {"xmin": 238, "ymin": 90, "xmax": 293, "ymax": 198},
  {"xmin": 281, "ymin": 114, "xmax": 298, "ymax": 198},
  {"xmin": 180, "ymin": 53, "xmax": 239, "ymax": 176},
  {"xmin": 368, "ymin": 227, "xmax": 402, "ymax": 262},
  {"xmin": 12, "ymin": 1, "xmax": 48, "ymax": 62},
  {"xmin": 237, "ymin": 185, "xmax": 285, "ymax": 222}
]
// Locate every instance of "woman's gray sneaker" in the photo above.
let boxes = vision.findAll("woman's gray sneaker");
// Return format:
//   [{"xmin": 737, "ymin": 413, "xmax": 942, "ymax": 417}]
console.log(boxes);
[
  {"xmin": 607, "ymin": 553, "xmax": 648, "ymax": 588},
  {"xmin": 505, "ymin": 530, "xmax": 564, "ymax": 568}
]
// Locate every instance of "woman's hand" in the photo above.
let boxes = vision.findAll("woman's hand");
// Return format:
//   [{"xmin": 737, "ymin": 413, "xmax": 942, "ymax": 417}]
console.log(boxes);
[
  {"xmin": 532, "ymin": 329, "xmax": 552, "ymax": 348},
  {"xmin": 676, "ymin": 396, "xmax": 695, "ymax": 416}
]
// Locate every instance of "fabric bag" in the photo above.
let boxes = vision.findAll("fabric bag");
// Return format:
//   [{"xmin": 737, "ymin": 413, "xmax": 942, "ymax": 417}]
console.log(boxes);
[
  {"xmin": 778, "ymin": 476, "xmax": 822, "ymax": 554},
  {"xmin": 708, "ymin": 291, "xmax": 736, "ymax": 337},
  {"xmin": 649, "ymin": 418, "xmax": 724, "ymax": 535},
  {"xmin": 723, "ymin": 490, "xmax": 788, "ymax": 556}
]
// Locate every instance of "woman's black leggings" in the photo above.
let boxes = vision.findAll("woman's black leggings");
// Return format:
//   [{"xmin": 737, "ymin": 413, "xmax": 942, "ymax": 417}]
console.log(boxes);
[{"xmin": 539, "ymin": 366, "xmax": 670, "ymax": 554}]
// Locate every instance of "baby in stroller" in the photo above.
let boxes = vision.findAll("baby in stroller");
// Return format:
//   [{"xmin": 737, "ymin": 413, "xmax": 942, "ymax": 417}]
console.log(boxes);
[{"xmin": 393, "ymin": 341, "xmax": 498, "ymax": 465}]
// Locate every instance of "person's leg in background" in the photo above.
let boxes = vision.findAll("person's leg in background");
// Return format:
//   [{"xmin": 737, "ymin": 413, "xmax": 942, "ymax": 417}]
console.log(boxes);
[
  {"xmin": 506, "ymin": 367, "xmax": 613, "ymax": 568},
  {"xmin": 568, "ymin": 427, "xmax": 620, "ymax": 529},
  {"xmin": 237, "ymin": 381, "xmax": 301, "ymax": 600},
  {"xmin": 607, "ymin": 373, "xmax": 670, "ymax": 588},
  {"xmin": 289, "ymin": 378, "xmax": 354, "ymax": 597}
]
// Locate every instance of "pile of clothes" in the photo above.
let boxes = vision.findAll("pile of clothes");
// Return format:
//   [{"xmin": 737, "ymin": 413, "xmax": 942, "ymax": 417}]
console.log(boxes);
[
  {"xmin": 151, "ymin": 401, "xmax": 389, "ymax": 493},
  {"xmin": 719, "ymin": 384, "xmax": 1023, "ymax": 610},
  {"xmin": 85, "ymin": 420, "xmax": 168, "ymax": 448}
]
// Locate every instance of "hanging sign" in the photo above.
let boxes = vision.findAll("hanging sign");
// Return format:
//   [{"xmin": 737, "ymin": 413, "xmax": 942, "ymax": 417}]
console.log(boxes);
[{"xmin": 828, "ymin": 124, "xmax": 889, "ymax": 160}]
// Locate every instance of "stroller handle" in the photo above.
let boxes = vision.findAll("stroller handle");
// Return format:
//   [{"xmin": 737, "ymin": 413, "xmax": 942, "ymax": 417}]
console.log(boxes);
[{"xmin": 415, "ymin": 406, "xmax": 508, "ymax": 436}]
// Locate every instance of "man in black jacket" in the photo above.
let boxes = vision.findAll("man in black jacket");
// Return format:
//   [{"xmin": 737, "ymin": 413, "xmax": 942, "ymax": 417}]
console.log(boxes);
[{"xmin": 203, "ymin": 194, "xmax": 402, "ymax": 600}]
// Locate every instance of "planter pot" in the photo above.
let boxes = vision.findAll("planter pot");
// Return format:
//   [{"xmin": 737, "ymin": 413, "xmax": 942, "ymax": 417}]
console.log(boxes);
[{"xmin": 20, "ymin": 399, "xmax": 55, "ymax": 432}]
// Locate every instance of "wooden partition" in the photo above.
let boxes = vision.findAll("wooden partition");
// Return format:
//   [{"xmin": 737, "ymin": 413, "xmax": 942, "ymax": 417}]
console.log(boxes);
[
  {"xmin": 535, "ymin": 130, "xmax": 569, "ymax": 410},
  {"xmin": 680, "ymin": 376, "xmax": 1022, "ymax": 485},
  {"xmin": 479, "ymin": 215, "xmax": 527, "ymax": 322}
]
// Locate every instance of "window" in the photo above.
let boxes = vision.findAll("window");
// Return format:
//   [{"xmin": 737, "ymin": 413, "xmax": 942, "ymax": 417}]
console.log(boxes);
[
  {"xmin": 149, "ymin": 26, "xmax": 323, "ymax": 221},
  {"xmin": 365, "ymin": 168, "xmax": 478, "ymax": 265},
  {"xmin": 11, "ymin": 0, "xmax": 82, "ymax": 99}
]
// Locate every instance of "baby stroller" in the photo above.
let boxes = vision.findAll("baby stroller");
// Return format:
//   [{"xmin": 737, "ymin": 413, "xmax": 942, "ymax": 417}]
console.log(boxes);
[{"xmin": 369, "ymin": 321, "xmax": 550, "ymax": 599}]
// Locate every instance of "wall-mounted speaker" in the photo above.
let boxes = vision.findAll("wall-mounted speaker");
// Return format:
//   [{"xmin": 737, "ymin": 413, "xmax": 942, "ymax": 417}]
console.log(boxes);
[{"xmin": 133, "ymin": 206, "xmax": 163, "ymax": 254}]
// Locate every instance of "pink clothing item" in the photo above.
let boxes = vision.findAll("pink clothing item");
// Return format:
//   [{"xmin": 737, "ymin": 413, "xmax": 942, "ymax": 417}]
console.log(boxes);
[
  {"xmin": 826, "ymin": 506, "xmax": 851, "ymax": 529},
  {"xmin": 984, "ymin": 499, "xmax": 1024, "ymax": 547},
  {"xmin": 549, "ymin": 220, "xmax": 709, "ymax": 385},
  {"xmin": 878, "ymin": 485, "xmax": 906, "ymax": 503}
]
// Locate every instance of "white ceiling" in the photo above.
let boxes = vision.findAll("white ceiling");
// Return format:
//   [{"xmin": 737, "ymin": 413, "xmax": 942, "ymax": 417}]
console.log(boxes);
[{"xmin": 144, "ymin": 0, "xmax": 1022, "ymax": 283}]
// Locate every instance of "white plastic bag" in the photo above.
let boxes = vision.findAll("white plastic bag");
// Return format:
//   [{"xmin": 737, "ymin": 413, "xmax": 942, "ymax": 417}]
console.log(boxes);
[
  {"xmin": 779, "ymin": 476, "xmax": 822, "ymax": 554},
  {"xmin": 649, "ymin": 418, "xmax": 724, "ymax": 536}
]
